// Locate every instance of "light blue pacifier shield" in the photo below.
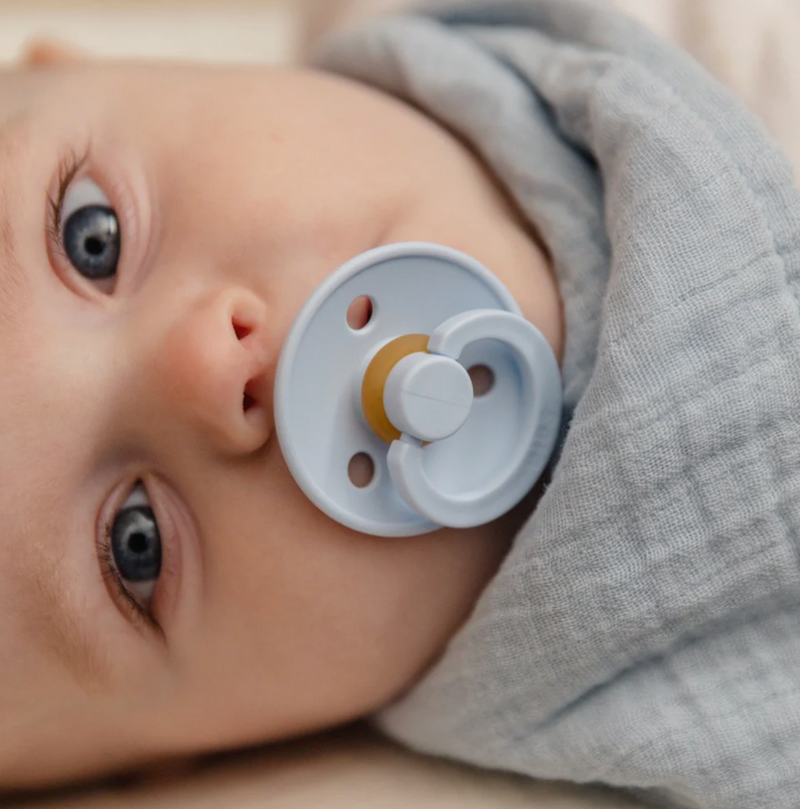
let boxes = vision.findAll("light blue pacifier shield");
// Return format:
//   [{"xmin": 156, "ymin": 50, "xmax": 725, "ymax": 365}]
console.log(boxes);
[{"xmin": 274, "ymin": 242, "xmax": 562, "ymax": 537}]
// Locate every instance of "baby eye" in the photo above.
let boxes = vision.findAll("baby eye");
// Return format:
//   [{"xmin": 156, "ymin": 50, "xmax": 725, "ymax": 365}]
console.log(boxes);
[
  {"xmin": 60, "ymin": 177, "xmax": 121, "ymax": 289},
  {"xmin": 109, "ymin": 483, "xmax": 162, "ymax": 610}
]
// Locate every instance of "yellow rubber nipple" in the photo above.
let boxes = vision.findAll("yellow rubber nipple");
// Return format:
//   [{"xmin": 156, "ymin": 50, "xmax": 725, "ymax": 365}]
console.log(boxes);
[{"xmin": 361, "ymin": 334, "xmax": 429, "ymax": 443}]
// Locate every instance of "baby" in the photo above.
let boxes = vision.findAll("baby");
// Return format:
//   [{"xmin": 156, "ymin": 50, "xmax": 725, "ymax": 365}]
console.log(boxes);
[
  {"xmin": 0, "ymin": 19, "xmax": 561, "ymax": 790},
  {"xmin": 4, "ymin": 1, "xmax": 800, "ymax": 807}
]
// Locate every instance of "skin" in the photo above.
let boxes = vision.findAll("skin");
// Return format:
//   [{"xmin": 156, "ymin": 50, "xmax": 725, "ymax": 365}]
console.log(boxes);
[{"xmin": 0, "ymin": 48, "xmax": 563, "ymax": 789}]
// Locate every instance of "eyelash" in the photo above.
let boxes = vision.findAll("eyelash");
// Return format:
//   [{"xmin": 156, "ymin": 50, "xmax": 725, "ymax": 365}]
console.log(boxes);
[
  {"xmin": 98, "ymin": 510, "xmax": 163, "ymax": 638},
  {"xmin": 46, "ymin": 148, "xmax": 89, "ymax": 263}
]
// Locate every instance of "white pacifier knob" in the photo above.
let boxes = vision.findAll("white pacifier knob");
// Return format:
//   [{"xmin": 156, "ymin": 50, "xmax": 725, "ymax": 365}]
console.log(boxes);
[
  {"xmin": 274, "ymin": 242, "xmax": 563, "ymax": 537},
  {"xmin": 383, "ymin": 353, "xmax": 474, "ymax": 442},
  {"xmin": 387, "ymin": 309, "xmax": 561, "ymax": 528}
]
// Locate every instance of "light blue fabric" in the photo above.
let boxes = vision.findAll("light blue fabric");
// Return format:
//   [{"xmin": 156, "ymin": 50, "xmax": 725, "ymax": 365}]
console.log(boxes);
[{"xmin": 313, "ymin": 2, "xmax": 800, "ymax": 807}]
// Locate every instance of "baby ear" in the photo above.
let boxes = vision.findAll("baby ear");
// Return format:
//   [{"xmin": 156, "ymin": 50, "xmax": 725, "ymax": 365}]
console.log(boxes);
[{"xmin": 21, "ymin": 38, "xmax": 92, "ymax": 68}]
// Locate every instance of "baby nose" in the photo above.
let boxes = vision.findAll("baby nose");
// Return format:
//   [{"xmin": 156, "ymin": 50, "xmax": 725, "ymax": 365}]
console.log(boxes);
[{"xmin": 156, "ymin": 287, "xmax": 274, "ymax": 456}]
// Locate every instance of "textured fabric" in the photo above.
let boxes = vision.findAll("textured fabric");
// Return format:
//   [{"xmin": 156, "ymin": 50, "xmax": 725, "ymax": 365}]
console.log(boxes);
[{"xmin": 313, "ymin": 2, "xmax": 800, "ymax": 807}]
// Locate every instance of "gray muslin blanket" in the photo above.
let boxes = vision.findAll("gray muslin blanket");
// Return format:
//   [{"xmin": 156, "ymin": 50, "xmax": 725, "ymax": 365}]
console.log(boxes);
[{"xmin": 313, "ymin": 2, "xmax": 800, "ymax": 807}]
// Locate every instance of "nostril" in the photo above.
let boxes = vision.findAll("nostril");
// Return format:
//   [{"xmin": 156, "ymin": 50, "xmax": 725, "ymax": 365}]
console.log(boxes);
[
  {"xmin": 243, "ymin": 377, "xmax": 260, "ymax": 413},
  {"xmin": 233, "ymin": 322, "xmax": 252, "ymax": 340},
  {"xmin": 233, "ymin": 321, "xmax": 252, "ymax": 342}
]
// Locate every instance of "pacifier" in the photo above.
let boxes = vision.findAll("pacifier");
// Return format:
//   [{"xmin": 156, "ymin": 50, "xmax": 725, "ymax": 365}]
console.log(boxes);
[{"xmin": 274, "ymin": 243, "xmax": 562, "ymax": 537}]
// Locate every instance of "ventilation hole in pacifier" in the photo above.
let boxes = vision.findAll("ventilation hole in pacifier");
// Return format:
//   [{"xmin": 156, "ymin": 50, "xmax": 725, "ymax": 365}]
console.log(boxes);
[
  {"xmin": 347, "ymin": 296, "xmax": 374, "ymax": 331},
  {"xmin": 348, "ymin": 452, "xmax": 375, "ymax": 488},
  {"xmin": 468, "ymin": 364, "xmax": 495, "ymax": 397}
]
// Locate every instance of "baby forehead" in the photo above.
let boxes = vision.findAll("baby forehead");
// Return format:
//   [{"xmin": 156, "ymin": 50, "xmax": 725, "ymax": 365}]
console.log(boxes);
[{"xmin": 0, "ymin": 61, "xmax": 69, "ymax": 127}]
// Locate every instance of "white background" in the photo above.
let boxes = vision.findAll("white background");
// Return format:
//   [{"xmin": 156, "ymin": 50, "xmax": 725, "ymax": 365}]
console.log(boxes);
[{"xmin": 0, "ymin": 0, "xmax": 299, "ymax": 65}]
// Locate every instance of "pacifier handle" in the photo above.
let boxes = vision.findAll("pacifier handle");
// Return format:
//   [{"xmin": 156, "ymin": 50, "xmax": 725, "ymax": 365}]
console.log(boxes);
[{"xmin": 386, "ymin": 309, "xmax": 562, "ymax": 528}]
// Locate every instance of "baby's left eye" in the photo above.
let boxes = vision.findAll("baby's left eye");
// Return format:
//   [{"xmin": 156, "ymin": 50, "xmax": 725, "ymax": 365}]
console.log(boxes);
[
  {"xmin": 109, "ymin": 483, "xmax": 162, "ymax": 612},
  {"xmin": 60, "ymin": 177, "xmax": 121, "ymax": 290}
]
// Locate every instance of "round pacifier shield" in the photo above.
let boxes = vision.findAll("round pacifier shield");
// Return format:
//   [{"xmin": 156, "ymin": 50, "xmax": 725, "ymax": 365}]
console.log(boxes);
[{"xmin": 274, "ymin": 242, "xmax": 521, "ymax": 537}]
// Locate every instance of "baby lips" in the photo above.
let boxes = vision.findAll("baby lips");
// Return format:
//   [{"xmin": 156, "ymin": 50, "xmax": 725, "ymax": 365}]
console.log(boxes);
[{"xmin": 274, "ymin": 243, "xmax": 562, "ymax": 537}]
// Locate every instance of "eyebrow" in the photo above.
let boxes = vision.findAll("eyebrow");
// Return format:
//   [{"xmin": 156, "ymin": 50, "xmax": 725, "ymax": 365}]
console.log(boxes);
[
  {"xmin": 17, "ymin": 521, "xmax": 114, "ymax": 691},
  {"xmin": 0, "ymin": 111, "xmax": 33, "ymax": 332}
]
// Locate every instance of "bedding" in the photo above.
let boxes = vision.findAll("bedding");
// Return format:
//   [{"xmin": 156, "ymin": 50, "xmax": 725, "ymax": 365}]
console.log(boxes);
[{"xmin": 314, "ymin": 1, "xmax": 800, "ymax": 806}]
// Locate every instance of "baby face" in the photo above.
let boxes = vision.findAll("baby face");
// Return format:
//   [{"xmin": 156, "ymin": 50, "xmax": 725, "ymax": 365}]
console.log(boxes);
[{"xmin": 0, "ymin": 56, "xmax": 561, "ymax": 787}]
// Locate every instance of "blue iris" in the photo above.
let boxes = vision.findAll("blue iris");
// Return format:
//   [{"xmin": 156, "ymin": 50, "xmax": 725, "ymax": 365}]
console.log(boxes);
[
  {"xmin": 64, "ymin": 205, "xmax": 120, "ymax": 280},
  {"xmin": 111, "ymin": 506, "xmax": 162, "ymax": 583}
]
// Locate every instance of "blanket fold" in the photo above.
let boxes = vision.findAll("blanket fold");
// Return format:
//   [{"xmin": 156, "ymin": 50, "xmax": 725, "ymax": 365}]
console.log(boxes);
[{"xmin": 313, "ymin": 3, "xmax": 800, "ymax": 807}]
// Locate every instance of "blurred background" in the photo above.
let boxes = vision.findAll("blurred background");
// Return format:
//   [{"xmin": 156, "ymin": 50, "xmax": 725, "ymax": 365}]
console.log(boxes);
[{"xmin": 0, "ymin": 0, "xmax": 301, "ymax": 65}]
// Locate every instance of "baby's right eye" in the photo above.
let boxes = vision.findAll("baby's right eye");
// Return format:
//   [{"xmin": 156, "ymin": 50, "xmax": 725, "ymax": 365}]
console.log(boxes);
[{"xmin": 59, "ymin": 177, "xmax": 121, "ymax": 291}]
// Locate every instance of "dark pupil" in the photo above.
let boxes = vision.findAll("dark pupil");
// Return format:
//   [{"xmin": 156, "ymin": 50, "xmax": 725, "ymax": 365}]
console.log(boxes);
[
  {"xmin": 111, "ymin": 506, "xmax": 162, "ymax": 583},
  {"xmin": 86, "ymin": 237, "xmax": 104, "ymax": 256},
  {"xmin": 63, "ymin": 205, "xmax": 121, "ymax": 280}
]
